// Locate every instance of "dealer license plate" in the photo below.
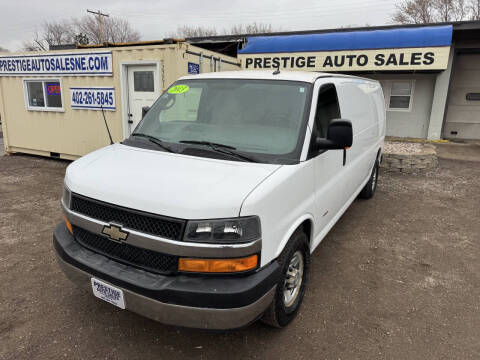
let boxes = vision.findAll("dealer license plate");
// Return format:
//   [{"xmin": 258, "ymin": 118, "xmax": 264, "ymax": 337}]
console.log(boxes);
[{"xmin": 91, "ymin": 278, "xmax": 125, "ymax": 309}]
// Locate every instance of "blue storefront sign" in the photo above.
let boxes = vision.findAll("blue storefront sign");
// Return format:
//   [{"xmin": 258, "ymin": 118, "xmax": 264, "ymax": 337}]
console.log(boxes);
[
  {"xmin": 0, "ymin": 51, "xmax": 113, "ymax": 76},
  {"xmin": 239, "ymin": 25, "xmax": 453, "ymax": 72},
  {"xmin": 70, "ymin": 87, "xmax": 115, "ymax": 110},
  {"xmin": 188, "ymin": 62, "xmax": 200, "ymax": 74}
]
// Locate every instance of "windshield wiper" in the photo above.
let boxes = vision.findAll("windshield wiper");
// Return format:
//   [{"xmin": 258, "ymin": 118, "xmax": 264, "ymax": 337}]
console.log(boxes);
[
  {"xmin": 131, "ymin": 133, "xmax": 175, "ymax": 153},
  {"xmin": 179, "ymin": 140, "xmax": 259, "ymax": 163},
  {"xmin": 179, "ymin": 140, "xmax": 236, "ymax": 150}
]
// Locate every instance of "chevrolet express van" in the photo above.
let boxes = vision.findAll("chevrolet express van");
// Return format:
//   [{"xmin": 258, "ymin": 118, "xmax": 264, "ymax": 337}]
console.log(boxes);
[{"xmin": 54, "ymin": 70, "xmax": 385, "ymax": 329}]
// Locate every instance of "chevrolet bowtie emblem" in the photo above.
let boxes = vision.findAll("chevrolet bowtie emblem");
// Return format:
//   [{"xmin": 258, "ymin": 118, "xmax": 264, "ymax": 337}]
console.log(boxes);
[{"xmin": 102, "ymin": 224, "xmax": 129, "ymax": 242}]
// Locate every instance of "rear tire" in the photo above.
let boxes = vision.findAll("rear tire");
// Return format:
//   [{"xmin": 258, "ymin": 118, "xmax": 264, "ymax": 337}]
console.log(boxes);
[
  {"xmin": 261, "ymin": 229, "xmax": 310, "ymax": 328},
  {"xmin": 358, "ymin": 160, "xmax": 379, "ymax": 199}
]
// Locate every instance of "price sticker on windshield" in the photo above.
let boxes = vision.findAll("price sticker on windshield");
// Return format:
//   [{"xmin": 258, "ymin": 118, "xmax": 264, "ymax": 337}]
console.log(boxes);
[{"xmin": 168, "ymin": 84, "xmax": 189, "ymax": 94}]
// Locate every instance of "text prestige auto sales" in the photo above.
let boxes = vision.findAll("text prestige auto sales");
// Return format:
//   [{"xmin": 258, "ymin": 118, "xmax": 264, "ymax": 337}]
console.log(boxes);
[
  {"xmin": 242, "ymin": 48, "xmax": 448, "ymax": 71},
  {"xmin": 0, "ymin": 52, "xmax": 113, "ymax": 76},
  {"xmin": 0, "ymin": 56, "xmax": 107, "ymax": 73}
]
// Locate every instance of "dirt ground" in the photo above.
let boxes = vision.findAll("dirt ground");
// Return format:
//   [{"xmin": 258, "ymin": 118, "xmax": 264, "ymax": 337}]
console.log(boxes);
[{"xmin": 0, "ymin": 143, "xmax": 479, "ymax": 360}]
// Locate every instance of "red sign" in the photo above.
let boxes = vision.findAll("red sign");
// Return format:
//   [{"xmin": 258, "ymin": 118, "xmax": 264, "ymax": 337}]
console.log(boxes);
[{"xmin": 46, "ymin": 83, "xmax": 61, "ymax": 95}]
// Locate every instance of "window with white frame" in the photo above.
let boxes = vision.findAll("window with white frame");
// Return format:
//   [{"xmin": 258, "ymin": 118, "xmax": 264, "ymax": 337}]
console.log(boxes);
[
  {"xmin": 380, "ymin": 80, "xmax": 414, "ymax": 111},
  {"xmin": 24, "ymin": 79, "xmax": 63, "ymax": 111}
]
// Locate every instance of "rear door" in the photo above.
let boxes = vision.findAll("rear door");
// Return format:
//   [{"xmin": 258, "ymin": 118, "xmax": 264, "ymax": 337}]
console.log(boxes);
[{"xmin": 127, "ymin": 65, "xmax": 160, "ymax": 135}]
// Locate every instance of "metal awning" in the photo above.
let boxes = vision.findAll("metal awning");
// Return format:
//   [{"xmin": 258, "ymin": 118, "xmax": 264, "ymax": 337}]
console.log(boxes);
[{"xmin": 239, "ymin": 25, "xmax": 453, "ymax": 54}]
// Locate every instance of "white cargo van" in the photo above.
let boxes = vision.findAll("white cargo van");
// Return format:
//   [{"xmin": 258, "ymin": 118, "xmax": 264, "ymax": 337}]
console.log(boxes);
[{"xmin": 54, "ymin": 70, "xmax": 385, "ymax": 329}]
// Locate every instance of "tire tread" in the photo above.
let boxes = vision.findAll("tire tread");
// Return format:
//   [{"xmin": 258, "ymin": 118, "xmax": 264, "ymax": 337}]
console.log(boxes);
[
  {"xmin": 359, "ymin": 161, "xmax": 379, "ymax": 199},
  {"xmin": 261, "ymin": 229, "xmax": 309, "ymax": 328}
]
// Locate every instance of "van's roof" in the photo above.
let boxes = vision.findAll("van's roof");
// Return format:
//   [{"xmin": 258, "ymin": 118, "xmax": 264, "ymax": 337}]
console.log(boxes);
[{"xmin": 179, "ymin": 70, "xmax": 377, "ymax": 84}]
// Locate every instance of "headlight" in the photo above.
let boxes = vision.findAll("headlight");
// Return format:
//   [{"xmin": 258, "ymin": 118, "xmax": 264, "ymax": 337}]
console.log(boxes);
[
  {"xmin": 62, "ymin": 184, "xmax": 71, "ymax": 209},
  {"xmin": 183, "ymin": 216, "xmax": 261, "ymax": 244}
]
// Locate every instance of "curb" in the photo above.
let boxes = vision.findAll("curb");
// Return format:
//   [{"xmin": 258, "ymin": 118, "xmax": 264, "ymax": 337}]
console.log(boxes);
[{"xmin": 386, "ymin": 136, "xmax": 449, "ymax": 144}]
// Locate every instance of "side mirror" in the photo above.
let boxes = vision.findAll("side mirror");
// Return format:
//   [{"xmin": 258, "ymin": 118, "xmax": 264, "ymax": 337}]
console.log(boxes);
[
  {"xmin": 141, "ymin": 106, "xmax": 150, "ymax": 119},
  {"xmin": 316, "ymin": 119, "xmax": 353, "ymax": 150}
]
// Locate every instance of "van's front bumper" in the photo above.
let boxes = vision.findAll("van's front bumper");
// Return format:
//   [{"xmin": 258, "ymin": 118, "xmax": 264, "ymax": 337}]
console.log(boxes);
[{"xmin": 53, "ymin": 223, "xmax": 280, "ymax": 330}]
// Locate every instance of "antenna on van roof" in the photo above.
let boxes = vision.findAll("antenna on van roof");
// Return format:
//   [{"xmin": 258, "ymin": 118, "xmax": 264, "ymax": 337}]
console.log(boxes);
[
  {"xmin": 101, "ymin": 106, "xmax": 114, "ymax": 145},
  {"xmin": 272, "ymin": 63, "xmax": 281, "ymax": 75}
]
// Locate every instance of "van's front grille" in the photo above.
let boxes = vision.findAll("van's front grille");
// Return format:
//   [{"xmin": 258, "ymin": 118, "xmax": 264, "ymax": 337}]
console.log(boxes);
[
  {"xmin": 70, "ymin": 193, "xmax": 185, "ymax": 240},
  {"xmin": 73, "ymin": 227, "xmax": 178, "ymax": 274}
]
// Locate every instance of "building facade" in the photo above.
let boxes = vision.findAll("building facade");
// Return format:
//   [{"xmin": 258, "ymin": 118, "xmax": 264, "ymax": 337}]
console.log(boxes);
[
  {"xmin": 0, "ymin": 41, "xmax": 239, "ymax": 159},
  {"xmin": 1, "ymin": 22, "xmax": 479, "ymax": 161},
  {"xmin": 191, "ymin": 21, "xmax": 480, "ymax": 141}
]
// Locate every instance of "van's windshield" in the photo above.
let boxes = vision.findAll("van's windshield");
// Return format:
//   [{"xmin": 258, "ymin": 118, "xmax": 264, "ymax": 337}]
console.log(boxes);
[{"xmin": 130, "ymin": 79, "xmax": 312, "ymax": 164}]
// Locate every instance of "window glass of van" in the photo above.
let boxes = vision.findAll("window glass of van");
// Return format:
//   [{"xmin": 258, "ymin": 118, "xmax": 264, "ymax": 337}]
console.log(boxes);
[
  {"xmin": 159, "ymin": 87, "xmax": 203, "ymax": 122},
  {"xmin": 134, "ymin": 79, "xmax": 312, "ymax": 163}
]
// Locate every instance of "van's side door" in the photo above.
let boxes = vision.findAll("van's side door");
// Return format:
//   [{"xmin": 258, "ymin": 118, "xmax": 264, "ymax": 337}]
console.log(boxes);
[
  {"xmin": 336, "ymin": 81, "xmax": 380, "ymax": 197},
  {"xmin": 309, "ymin": 82, "xmax": 348, "ymax": 248}
]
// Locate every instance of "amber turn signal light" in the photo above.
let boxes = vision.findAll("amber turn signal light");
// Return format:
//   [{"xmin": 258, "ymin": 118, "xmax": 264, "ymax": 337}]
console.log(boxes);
[
  {"xmin": 64, "ymin": 216, "xmax": 73, "ymax": 234},
  {"xmin": 178, "ymin": 255, "xmax": 258, "ymax": 273}
]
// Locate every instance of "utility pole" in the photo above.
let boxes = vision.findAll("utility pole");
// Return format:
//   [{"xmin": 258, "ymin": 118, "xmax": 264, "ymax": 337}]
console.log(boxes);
[{"xmin": 87, "ymin": 9, "xmax": 109, "ymax": 43}]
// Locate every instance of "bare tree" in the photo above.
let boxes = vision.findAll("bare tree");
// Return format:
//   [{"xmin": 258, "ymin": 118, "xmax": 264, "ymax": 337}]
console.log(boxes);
[
  {"xmin": 170, "ymin": 23, "xmax": 276, "ymax": 38},
  {"xmin": 107, "ymin": 18, "xmax": 140, "ymax": 42},
  {"xmin": 22, "ymin": 40, "xmax": 40, "ymax": 52},
  {"xmin": 339, "ymin": 23, "xmax": 372, "ymax": 28},
  {"xmin": 391, "ymin": 0, "xmax": 470, "ymax": 23},
  {"xmin": 22, "ymin": 16, "xmax": 140, "ymax": 51},
  {"xmin": 74, "ymin": 16, "xmax": 140, "ymax": 43},
  {"xmin": 434, "ymin": 0, "xmax": 468, "ymax": 20},
  {"xmin": 170, "ymin": 25, "xmax": 218, "ymax": 38},
  {"xmin": 228, "ymin": 23, "xmax": 274, "ymax": 35},
  {"xmin": 469, "ymin": 0, "xmax": 480, "ymax": 18},
  {"xmin": 435, "ymin": 0, "xmax": 455, "ymax": 20},
  {"xmin": 23, "ymin": 20, "xmax": 75, "ymax": 51},
  {"xmin": 392, "ymin": 0, "xmax": 436, "ymax": 24},
  {"xmin": 44, "ymin": 20, "xmax": 76, "ymax": 46},
  {"xmin": 455, "ymin": 0, "xmax": 468, "ymax": 19}
]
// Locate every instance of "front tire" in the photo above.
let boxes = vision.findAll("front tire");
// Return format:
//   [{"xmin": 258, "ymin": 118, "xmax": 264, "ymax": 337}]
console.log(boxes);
[
  {"xmin": 358, "ymin": 160, "xmax": 379, "ymax": 199},
  {"xmin": 261, "ymin": 229, "xmax": 310, "ymax": 328}
]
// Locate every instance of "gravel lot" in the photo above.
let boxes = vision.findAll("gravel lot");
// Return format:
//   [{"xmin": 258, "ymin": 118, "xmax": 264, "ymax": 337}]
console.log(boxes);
[
  {"xmin": 383, "ymin": 141, "xmax": 428, "ymax": 155},
  {"xmin": 1, "ymin": 144, "xmax": 479, "ymax": 360}
]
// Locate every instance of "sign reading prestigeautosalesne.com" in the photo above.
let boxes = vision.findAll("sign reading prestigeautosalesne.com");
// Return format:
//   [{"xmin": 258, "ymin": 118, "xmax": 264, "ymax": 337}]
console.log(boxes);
[
  {"xmin": 0, "ymin": 51, "xmax": 113, "ymax": 76},
  {"xmin": 239, "ymin": 47, "xmax": 451, "ymax": 72}
]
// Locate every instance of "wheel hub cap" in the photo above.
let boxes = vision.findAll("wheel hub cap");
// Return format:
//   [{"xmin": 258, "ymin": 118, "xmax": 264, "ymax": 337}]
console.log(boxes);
[{"xmin": 283, "ymin": 251, "xmax": 304, "ymax": 308}]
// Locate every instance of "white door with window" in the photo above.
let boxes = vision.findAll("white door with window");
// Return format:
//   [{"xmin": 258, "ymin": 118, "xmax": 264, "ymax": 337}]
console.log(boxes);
[{"xmin": 127, "ymin": 65, "xmax": 160, "ymax": 135}]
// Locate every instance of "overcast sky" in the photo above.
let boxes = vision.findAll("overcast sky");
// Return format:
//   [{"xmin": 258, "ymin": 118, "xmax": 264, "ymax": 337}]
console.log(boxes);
[{"xmin": 1, "ymin": 0, "xmax": 398, "ymax": 51}]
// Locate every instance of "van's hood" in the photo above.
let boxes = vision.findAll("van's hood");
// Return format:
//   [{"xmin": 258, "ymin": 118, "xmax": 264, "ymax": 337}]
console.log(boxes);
[{"xmin": 65, "ymin": 144, "xmax": 281, "ymax": 219}]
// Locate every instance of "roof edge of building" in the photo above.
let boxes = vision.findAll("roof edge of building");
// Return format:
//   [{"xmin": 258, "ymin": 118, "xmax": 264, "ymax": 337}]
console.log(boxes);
[{"xmin": 186, "ymin": 20, "xmax": 480, "ymax": 43}]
